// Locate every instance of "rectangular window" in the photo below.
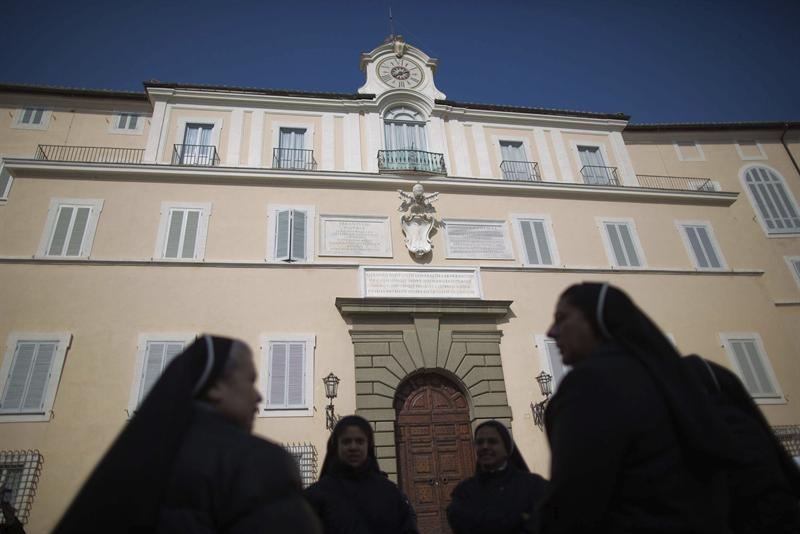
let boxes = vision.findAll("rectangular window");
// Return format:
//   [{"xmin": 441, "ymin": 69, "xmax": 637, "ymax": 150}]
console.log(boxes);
[
  {"xmin": 721, "ymin": 333, "xmax": 782, "ymax": 402},
  {"xmin": 677, "ymin": 222, "xmax": 726, "ymax": 270},
  {"xmin": 275, "ymin": 128, "xmax": 309, "ymax": 170},
  {"xmin": 512, "ymin": 215, "xmax": 559, "ymax": 266},
  {"xmin": 577, "ymin": 145, "xmax": 614, "ymax": 185},
  {"xmin": 499, "ymin": 141, "xmax": 536, "ymax": 181},
  {"xmin": 786, "ymin": 256, "xmax": 800, "ymax": 288},
  {"xmin": 735, "ymin": 140, "xmax": 767, "ymax": 161},
  {"xmin": 284, "ymin": 443, "xmax": 318, "ymax": 488},
  {"xmin": 37, "ymin": 198, "xmax": 103, "ymax": 259},
  {"xmin": 155, "ymin": 202, "xmax": 212, "ymax": 261},
  {"xmin": 179, "ymin": 124, "xmax": 215, "ymax": 165},
  {"xmin": 443, "ymin": 219, "xmax": 513, "ymax": 259},
  {"xmin": 268, "ymin": 205, "xmax": 314, "ymax": 263},
  {"xmin": 599, "ymin": 218, "xmax": 645, "ymax": 268},
  {"xmin": 674, "ymin": 141, "xmax": 705, "ymax": 161},
  {"xmin": 0, "ymin": 163, "xmax": 12, "ymax": 201},
  {"xmin": 0, "ymin": 450, "xmax": 43, "ymax": 524},
  {"xmin": 129, "ymin": 336, "xmax": 192, "ymax": 411},
  {"xmin": 0, "ymin": 333, "xmax": 71, "ymax": 422},
  {"xmin": 261, "ymin": 335, "xmax": 315, "ymax": 416},
  {"xmin": 111, "ymin": 113, "xmax": 143, "ymax": 134},
  {"xmin": 535, "ymin": 335, "xmax": 570, "ymax": 391},
  {"xmin": 13, "ymin": 107, "xmax": 50, "ymax": 130},
  {"xmin": 742, "ymin": 167, "xmax": 800, "ymax": 235}
]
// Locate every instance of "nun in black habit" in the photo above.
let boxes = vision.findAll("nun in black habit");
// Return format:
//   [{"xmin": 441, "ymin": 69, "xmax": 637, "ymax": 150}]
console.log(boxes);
[
  {"xmin": 55, "ymin": 335, "xmax": 321, "ymax": 534},
  {"xmin": 535, "ymin": 283, "xmax": 743, "ymax": 534},
  {"xmin": 446, "ymin": 420, "xmax": 547, "ymax": 534},
  {"xmin": 684, "ymin": 354, "xmax": 800, "ymax": 533},
  {"xmin": 303, "ymin": 415, "xmax": 418, "ymax": 534}
]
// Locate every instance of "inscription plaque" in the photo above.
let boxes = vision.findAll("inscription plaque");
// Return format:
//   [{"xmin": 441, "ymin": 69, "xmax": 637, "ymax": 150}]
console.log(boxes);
[
  {"xmin": 444, "ymin": 220, "xmax": 513, "ymax": 259},
  {"xmin": 360, "ymin": 267, "xmax": 482, "ymax": 298},
  {"xmin": 319, "ymin": 215, "xmax": 391, "ymax": 257}
]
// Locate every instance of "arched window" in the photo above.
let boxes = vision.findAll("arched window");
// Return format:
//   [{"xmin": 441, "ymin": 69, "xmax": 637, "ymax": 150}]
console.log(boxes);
[
  {"xmin": 742, "ymin": 166, "xmax": 800, "ymax": 234},
  {"xmin": 383, "ymin": 106, "xmax": 427, "ymax": 151}
]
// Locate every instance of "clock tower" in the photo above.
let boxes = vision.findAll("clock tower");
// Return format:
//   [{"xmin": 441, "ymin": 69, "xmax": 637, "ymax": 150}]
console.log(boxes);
[{"xmin": 358, "ymin": 36, "xmax": 446, "ymax": 101}]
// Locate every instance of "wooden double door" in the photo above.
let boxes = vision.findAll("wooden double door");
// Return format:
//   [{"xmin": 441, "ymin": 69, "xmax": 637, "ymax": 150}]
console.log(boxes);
[{"xmin": 395, "ymin": 374, "xmax": 474, "ymax": 534}]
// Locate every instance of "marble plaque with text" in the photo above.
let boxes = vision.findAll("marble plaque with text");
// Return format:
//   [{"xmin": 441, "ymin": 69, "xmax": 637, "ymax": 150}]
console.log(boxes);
[
  {"xmin": 319, "ymin": 215, "xmax": 392, "ymax": 257},
  {"xmin": 444, "ymin": 220, "xmax": 513, "ymax": 259},
  {"xmin": 360, "ymin": 267, "xmax": 482, "ymax": 298}
]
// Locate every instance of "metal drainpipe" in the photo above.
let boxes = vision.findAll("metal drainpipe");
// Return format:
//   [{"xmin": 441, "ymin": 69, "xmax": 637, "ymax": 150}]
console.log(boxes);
[{"xmin": 780, "ymin": 123, "xmax": 800, "ymax": 177}]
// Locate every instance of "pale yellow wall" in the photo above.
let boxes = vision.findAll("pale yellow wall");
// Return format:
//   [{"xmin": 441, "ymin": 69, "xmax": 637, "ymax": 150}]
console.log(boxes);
[
  {"xmin": 240, "ymin": 111, "xmax": 252, "ymax": 164},
  {"xmin": 334, "ymin": 116, "xmax": 345, "ymax": 170}
]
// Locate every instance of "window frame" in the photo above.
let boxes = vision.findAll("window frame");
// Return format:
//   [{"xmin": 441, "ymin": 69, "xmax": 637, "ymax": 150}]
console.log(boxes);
[
  {"xmin": 785, "ymin": 256, "xmax": 800, "ymax": 289},
  {"xmin": 127, "ymin": 333, "xmax": 195, "ymax": 414},
  {"xmin": 36, "ymin": 198, "xmax": 104, "ymax": 259},
  {"xmin": 442, "ymin": 218, "xmax": 514, "ymax": 260},
  {"xmin": 0, "ymin": 333, "xmax": 72, "ymax": 422},
  {"xmin": 675, "ymin": 220, "xmax": 727, "ymax": 271},
  {"xmin": 673, "ymin": 140, "xmax": 705, "ymax": 162},
  {"xmin": 259, "ymin": 334, "xmax": 315, "ymax": 417},
  {"xmin": 740, "ymin": 165, "xmax": 800, "ymax": 237},
  {"xmin": 110, "ymin": 112, "xmax": 144, "ymax": 135},
  {"xmin": 12, "ymin": 107, "xmax": 51, "ymax": 130},
  {"xmin": 734, "ymin": 140, "xmax": 767, "ymax": 161},
  {"xmin": 382, "ymin": 105, "xmax": 428, "ymax": 151},
  {"xmin": 154, "ymin": 201, "xmax": 212, "ymax": 261},
  {"xmin": 0, "ymin": 160, "xmax": 12, "ymax": 202},
  {"xmin": 511, "ymin": 214, "xmax": 560, "ymax": 267},
  {"xmin": 597, "ymin": 217, "xmax": 647, "ymax": 269},
  {"xmin": 534, "ymin": 334, "xmax": 570, "ymax": 393},
  {"xmin": 266, "ymin": 204, "xmax": 315, "ymax": 263},
  {"xmin": 720, "ymin": 332, "xmax": 784, "ymax": 404}
]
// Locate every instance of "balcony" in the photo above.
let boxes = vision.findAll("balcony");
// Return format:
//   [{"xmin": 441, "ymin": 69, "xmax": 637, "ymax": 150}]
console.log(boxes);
[
  {"xmin": 636, "ymin": 174, "xmax": 715, "ymax": 192},
  {"xmin": 172, "ymin": 144, "xmax": 220, "ymax": 166},
  {"xmin": 501, "ymin": 160, "xmax": 541, "ymax": 182},
  {"xmin": 378, "ymin": 149, "xmax": 447, "ymax": 175},
  {"xmin": 35, "ymin": 144, "xmax": 144, "ymax": 164},
  {"xmin": 579, "ymin": 165, "xmax": 620, "ymax": 186},
  {"xmin": 272, "ymin": 148, "xmax": 317, "ymax": 171}
]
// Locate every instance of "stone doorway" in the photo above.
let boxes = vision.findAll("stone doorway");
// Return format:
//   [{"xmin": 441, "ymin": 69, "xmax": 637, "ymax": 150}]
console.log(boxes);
[{"xmin": 395, "ymin": 373, "xmax": 473, "ymax": 534}]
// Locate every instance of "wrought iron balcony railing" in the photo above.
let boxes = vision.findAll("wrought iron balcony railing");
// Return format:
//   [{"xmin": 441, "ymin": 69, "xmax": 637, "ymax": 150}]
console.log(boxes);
[
  {"xmin": 636, "ymin": 174, "xmax": 715, "ymax": 192},
  {"xmin": 172, "ymin": 144, "xmax": 220, "ymax": 166},
  {"xmin": 500, "ymin": 160, "xmax": 541, "ymax": 182},
  {"xmin": 579, "ymin": 165, "xmax": 620, "ymax": 186},
  {"xmin": 377, "ymin": 149, "xmax": 447, "ymax": 175},
  {"xmin": 272, "ymin": 148, "xmax": 317, "ymax": 171},
  {"xmin": 35, "ymin": 144, "xmax": 144, "ymax": 164}
]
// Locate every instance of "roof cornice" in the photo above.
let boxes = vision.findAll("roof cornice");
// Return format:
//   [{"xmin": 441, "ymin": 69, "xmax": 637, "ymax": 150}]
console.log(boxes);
[{"xmin": 0, "ymin": 83, "xmax": 146, "ymax": 100}]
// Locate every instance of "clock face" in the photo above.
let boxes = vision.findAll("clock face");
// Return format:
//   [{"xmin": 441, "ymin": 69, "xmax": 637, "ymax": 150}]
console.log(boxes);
[{"xmin": 377, "ymin": 58, "xmax": 423, "ymax": 89}]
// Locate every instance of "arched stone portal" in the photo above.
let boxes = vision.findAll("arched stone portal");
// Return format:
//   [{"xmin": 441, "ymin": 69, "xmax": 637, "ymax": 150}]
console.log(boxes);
[{"xmin": 335, "ymin": 297, "xmax": 514, "ymax": 483}]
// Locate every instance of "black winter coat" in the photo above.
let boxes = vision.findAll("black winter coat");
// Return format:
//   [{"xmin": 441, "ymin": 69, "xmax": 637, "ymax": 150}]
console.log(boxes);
[
  {"xmin": 304, "ymin": 466, "xmax": 417, "ymax": 534},
  {"xmin": 535, "ymin": 344, "xmax": 730, "ymax": 534},
  {"xmin": 447, "ymin": 464, "xmax": 547, "ymax": 534},
  {"xmin": 156, "ymin": 406, "xmax": 321, "ymax": 534}
]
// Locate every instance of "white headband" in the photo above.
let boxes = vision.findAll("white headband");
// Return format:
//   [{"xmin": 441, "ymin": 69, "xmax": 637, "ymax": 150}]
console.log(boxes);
[
  {"xmin": 596, "ymin": 283, "xmax": 612, "ymax": 339},
  {"xmin": 193, "ymin": 335, "xmax": 216, "ymax": 395}
]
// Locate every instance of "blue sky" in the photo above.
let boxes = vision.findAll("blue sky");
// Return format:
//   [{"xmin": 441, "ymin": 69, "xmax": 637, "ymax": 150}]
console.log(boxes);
[{"xmin": 3, "ymin": 0, "xmax": 799, "ymax": 124}]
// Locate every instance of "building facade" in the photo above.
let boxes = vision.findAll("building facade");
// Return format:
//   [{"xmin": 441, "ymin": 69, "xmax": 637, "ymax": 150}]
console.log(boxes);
[{"xmin": 1, "ymin": 38, "xmax": 799, "ymax": 533}]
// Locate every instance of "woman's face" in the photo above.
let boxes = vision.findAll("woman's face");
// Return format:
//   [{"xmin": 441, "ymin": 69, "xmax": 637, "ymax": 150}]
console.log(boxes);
[
  {"xmin": 547, "ymin": 297, "xmax": 602, "ymax": 365},
  {"xmin": 474, "ymin": 425, "xmax": 508, "ymax": 471},
  {"xmin": 206, "ymin": 342, "xmax": 262, "ymax": 430},
  {"xmin": 337, "ymin": 425, "xmax": 369, "ymax": 468}
]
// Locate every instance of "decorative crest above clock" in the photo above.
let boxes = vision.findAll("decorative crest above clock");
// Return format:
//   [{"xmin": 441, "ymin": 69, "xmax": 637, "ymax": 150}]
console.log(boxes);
[{"xmin": 358, "ymin": 36, "xmax": 446, "ymax": 101}]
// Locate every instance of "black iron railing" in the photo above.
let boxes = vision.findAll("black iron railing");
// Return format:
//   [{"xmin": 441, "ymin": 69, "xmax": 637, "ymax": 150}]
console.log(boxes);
[
  {"xmin": 377, "ymin": 149, "xmax": 447, "ymax": 175},
  {"xmin": 172, "ymin": 144, "xmax": 220, "ymax": 166},
  {"xmin": 636, "ymin": 174, "xmax": 715, "ymax": 192},
  {"xmin": 579, "ymin": 165, "xmax": 620, "ymax": 186},
  {"xmin": 773, "ymin": 425, "xmax": 800, "ymax": 457},
  {"xmin": 272, "ymin": 148, "xmax": 317, "ymax": 171},
  {"xmin": 501, "ymin": 160, "xmax": 541, "ymax": 182},
  {"xmin": 35, "ymin": 144, "xmax": 144, "ymax": 164}
]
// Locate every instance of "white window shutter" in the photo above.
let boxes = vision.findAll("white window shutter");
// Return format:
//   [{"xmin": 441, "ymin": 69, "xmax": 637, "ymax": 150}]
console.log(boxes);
[
  {"xmin": 544, "ymin": 339, "xmax": 569, "ymax": 388},
  {"xmin": 1, "ymin": 343, "xmax": 36, "ymax": 411},
  {"xmin": 730, "ymin": 339, "xmax": 776, "ymax": 397},
  {"xmin": 520, "ymin": 219, "xmax": 552, "ymax": 265},
  {"xmin": 48, "ymin": 206, "xmax": 74, "ymax": 256},
  {"xmin": 268, "ymin": 343, "xmax": 288, "ymax": 406},
  {"xmin": 605, "ymin": 222, "xmax": 640, "ymax": 267},
  {"xmin": 684, "ymin": 226, "xmax": 721, "ymax": 268},
  {"xmin": 290, "ymin": 210, "xmax": 307, "ymax": 261},
  {"xmin": 65, "ymin": 206, "xmax": 90, "ymax": 256},
  {"xmin": 22, "ymin": 343, "xmax": 56, "ymax": 411},
  {"xmin": 286, "ymin": 342, "xmax": 306, "ymax": 406},
  {"xmin": 275, "ymin": 210, "xmax": 291, "ymax": 261},
  {"xmin": 182, "ymin": 210, "xmax": 200, "ymax": 259},
  {"xmin": 745, "ymin": 168, "xmax": 800, "ymax": 233},
  {"xmin": 165, "ymin": 210, "xmax": 185, "ymax": 258},
  {"xmin": 137, "ymin": 341, "xmax": 185, "ymax": 405},
  {"xmin": 0, "ymin": 169, "xmax": 11, "ymax": 199}
]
